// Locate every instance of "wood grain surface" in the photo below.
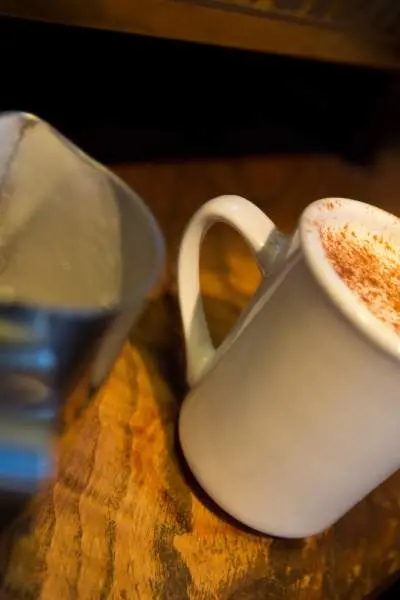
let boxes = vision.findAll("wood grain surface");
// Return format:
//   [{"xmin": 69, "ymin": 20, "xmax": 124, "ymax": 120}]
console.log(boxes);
[
  {"xmin": 0, "ymin": 0, "xmax": 400, "ymax": 68},
  {"xmin": 0, "ymin": 152, "xmax": 399, "ymax": 599}
]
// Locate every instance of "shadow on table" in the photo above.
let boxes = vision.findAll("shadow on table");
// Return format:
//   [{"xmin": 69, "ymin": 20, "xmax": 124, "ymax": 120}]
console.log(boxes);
[
  {"xmin": 365, "ymin": 571, "xmax": 400, "ymax": 599},
  {"xmin": 132, "ymin": 291, "xmax": 306, "ymax": 549},
  {"xmin": 173, "ymin": 423, "xmax": 305, "ymax": 550}
]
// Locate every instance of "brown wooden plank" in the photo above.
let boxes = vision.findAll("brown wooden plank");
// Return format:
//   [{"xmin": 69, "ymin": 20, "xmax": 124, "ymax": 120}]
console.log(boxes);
[{"xmin": 0, "ymin": 0, "xmax": 399, "ymax": 68}]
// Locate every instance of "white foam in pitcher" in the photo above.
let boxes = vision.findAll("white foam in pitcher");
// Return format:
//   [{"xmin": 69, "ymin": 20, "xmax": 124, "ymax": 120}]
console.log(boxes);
[{"xmin": 0, "ymin": 119, "xmax": 121, "ymax": 309}]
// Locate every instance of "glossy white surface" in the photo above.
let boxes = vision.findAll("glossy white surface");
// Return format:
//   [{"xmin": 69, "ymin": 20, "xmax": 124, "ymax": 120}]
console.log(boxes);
[{"xmin": 178, "ymin": 196, "xmax": 400, "ymax": 537}]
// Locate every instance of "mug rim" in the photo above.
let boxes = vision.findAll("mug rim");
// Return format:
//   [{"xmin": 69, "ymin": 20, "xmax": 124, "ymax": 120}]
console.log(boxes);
[{"xmin": 300, "ymin": 197, "xmax": 400, "ymax": 362}]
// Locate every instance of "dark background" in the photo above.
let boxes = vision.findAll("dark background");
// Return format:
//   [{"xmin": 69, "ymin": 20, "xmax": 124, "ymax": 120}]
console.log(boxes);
[{"xmin": 0, "ymin": 16, "xmax": 397, "ymax": 166}]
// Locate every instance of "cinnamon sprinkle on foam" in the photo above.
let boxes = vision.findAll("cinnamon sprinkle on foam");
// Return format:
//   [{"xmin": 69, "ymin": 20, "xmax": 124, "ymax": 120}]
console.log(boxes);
[{"xmin": 320, "ymin": 225, "xmax": 400, "ymax": 334}]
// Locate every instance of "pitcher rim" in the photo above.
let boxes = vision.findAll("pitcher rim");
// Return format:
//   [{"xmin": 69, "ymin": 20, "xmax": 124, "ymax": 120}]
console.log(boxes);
[{"xmin": 0, "ymin": 111, "xmax": 165, "ymax": 317}]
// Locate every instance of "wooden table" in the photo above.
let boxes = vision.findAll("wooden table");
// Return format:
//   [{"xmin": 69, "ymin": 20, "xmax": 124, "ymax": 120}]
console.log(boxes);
[
  {"xmin": 0, "ymin": 153, "xmax": 399, "ymax": 599},
  {"xmin": 0, "ymin": 0, "xmax": 400, "ymax": 69}
]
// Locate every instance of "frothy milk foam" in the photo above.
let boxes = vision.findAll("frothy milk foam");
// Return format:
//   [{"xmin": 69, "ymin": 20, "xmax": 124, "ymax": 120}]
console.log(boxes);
[
  {"xmin": 320, "ymin": 222, "xmax": 400, "ymax": 334},
  {"xmin": 0, "ymin": 122, "xmax": 121, "ymax": 309}
]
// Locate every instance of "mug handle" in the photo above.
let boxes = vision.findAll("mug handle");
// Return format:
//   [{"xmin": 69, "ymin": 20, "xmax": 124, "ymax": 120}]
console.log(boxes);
[{"xmin": 178, "ymin": 195, "xmax": 286, "ymax": 386}]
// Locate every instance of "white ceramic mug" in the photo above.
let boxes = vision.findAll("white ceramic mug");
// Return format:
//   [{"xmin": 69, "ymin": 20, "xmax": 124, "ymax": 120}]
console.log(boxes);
[{"xmin": 178, "ymin": 195, "xmax": 400, "ymax": 538}]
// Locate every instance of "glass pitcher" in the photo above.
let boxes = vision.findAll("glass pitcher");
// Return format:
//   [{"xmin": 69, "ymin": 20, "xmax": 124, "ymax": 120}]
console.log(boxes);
[{"xmin": 0, "ymin": 112, "xmax": 165, "ymax": 495}]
